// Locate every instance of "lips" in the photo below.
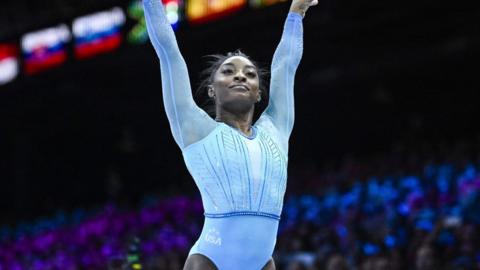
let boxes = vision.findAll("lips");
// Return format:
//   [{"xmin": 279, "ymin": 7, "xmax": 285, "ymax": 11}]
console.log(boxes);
[{"xmin": 229, "ymin": 84, "xmax": 249, "ymax": 91}]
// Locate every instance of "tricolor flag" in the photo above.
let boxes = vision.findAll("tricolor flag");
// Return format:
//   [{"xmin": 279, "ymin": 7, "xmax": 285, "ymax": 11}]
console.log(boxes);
[
  {"xmin": 0, "ymin": 44, "xmax": 19, "ymax": 85},
  {"xmin": 73, "ymin": 7, "xmax": 126, "ymax": 60},
  {"xmin": 22, "ymin": 24, "xmax": 71, "ymax": 75}
]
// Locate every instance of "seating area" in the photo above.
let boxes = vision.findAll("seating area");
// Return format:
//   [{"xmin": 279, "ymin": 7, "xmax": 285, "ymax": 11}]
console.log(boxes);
[
  {"xmin": 0, "ymin": 197, "xmax": 203, "ymax": 269},
  {"xmin": 277, "ymin": 162, "xmax": 480, "ymax": 269},
  {"xmin": 1, "ymin": 142, "xmax": 479, "ymax": 269}
]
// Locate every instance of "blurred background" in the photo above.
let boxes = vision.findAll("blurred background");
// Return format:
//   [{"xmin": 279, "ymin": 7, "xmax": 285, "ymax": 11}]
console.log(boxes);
[{"xmin": 0, "ymin": 0, "xmax": 479, "ymax": 269}]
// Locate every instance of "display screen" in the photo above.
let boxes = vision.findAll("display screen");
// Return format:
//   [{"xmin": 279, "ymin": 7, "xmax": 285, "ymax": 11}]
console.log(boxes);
[
  {"xmin": 127, "ymin": 0, "xmax": 182, "ymax": 45},
  {"xmin": 0, "ymin": 44, "xmax": 19, "ymax": 85},
  {"xmin": 73, "ymin": 7, "xmax": 126, "ymax": 60},
  {"xmin": 186, "ymin": 0, "xmax": 246, "ymax": 24},
  {"xmin": 164, "ymin": 0, "xmax": 182, "ymax": 27},
  {"xmin": 21, "ymin": 24, "xmax": 71, "ymax": 75}
]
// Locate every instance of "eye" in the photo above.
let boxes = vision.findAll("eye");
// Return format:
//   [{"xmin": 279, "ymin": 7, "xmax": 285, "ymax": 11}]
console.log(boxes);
[
  {"xmin": 246, "ymin": 71, "xmax": 257, "ymax": 78},
  {"xmin": 222, "ymin": 69, "xmax": 233, "ymax": 75}
]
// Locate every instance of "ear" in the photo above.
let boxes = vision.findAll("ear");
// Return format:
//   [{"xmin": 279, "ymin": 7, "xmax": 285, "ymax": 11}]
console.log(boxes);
[
  {"xmin": 256, "ymin": 90, "xmax": 262, "ymax": 102},
  {"xmin": 208, "ymin": 85, "xmax": 215, "ymax": 98}
]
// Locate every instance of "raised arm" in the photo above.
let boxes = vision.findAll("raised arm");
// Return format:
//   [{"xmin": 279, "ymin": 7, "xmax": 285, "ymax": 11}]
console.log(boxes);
[
  {"xmin": 143, "ymin": 0, "xmax": 216, "ymax": 150},
  {"xmin": 259, "ymin": 0, "xmax": 317, "ymax": 147}
]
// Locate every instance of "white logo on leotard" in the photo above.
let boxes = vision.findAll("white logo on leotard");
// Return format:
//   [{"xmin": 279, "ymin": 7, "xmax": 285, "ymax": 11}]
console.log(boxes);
[{"xmin": 205, "ymin": 228, "xmax": 222, "ymax": 246}]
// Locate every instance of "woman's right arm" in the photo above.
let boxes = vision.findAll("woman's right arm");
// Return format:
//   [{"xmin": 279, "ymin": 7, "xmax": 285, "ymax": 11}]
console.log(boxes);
[{"xmin": 143, "ymin": 0, "xmax": 216, "ymax": 150}]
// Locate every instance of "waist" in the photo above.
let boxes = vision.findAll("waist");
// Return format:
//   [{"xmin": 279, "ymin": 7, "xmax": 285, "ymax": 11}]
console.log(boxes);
[
  {"xmin": 204, "ymin": 211, "xmax": 280, "ymax": 220},
  {"xmin": 191, "ymin": 215, "xmax": 279, "ymax": 266},
  {"xmin": 199, "ymin": 214, "xmax": 279, "ymax": 248}
]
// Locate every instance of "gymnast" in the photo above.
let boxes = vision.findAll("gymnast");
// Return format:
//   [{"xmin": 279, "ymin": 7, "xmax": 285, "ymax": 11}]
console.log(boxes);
[{"xmin": 143, "ymin": 0, "xmax": 317, "ymax": 269}]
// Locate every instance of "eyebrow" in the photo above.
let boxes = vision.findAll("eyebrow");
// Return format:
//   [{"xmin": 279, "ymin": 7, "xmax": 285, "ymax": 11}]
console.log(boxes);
[{"xmin": 222, "ymin": 63, "xmax": 257, "ymax": 70}]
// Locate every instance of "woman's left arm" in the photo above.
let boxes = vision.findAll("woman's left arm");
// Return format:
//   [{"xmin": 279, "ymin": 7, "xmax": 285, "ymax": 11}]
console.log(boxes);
[{"xmin": 261, "ymin": 0, "xmax": 318, "ymax": 141}]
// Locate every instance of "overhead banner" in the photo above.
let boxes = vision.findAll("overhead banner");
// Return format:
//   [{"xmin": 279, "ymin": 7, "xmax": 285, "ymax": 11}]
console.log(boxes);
[
  {"xmin": 0, "ymin": 0, "xmax": 287, "ymax": 86},
  {"xmin": 0, "ymin": 44, "xmax": 19, "ymax": 85},
  {"xmin": 186, "ymin": 0, "xmax": 246, "ymax": 24},
  {"xmin": 73, "ymin": 7, "xmax": 126, "ymax": 60},
  {"xmin": 21, "ymin": 24, "xmax": 71, "ymax": 75}
]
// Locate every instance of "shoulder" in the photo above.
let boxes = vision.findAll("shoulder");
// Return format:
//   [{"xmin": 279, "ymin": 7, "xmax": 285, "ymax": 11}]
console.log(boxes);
[
  {"xmin": 255, "ymin": 114, "xmax": 289, "ymax": 155},
  {"xmin": 181, "ymin": 120, "xmax": 222, "ymax": 153},
  {"xmin": 255, "ymin": 114, "xmax": 277, "ymax": 132}
]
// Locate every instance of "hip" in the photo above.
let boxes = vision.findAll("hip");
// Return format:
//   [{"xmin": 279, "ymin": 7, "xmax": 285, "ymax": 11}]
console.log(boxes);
[{"xmin": 188, "ymin": 215, "xmax": 279, "ymax": 269}]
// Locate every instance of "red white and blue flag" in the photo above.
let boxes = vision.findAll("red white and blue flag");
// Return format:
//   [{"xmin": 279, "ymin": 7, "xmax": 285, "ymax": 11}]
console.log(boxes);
[
  {"xmin": 21, "ymin": 24, "xmax": 71, "ymax": 75},
  {"xmin": 0, "ymin": 44, "xmax": 19, "ymax": 85},
  {"xmin": 73, "ymin": 7, "xmax": 126, "ymax": 60}
]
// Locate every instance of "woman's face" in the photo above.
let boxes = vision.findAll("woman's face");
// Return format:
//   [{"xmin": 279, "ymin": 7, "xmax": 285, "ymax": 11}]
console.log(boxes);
[{"xmin": 209, "ymin": 56, "xmax": 261, "ymax": 111}]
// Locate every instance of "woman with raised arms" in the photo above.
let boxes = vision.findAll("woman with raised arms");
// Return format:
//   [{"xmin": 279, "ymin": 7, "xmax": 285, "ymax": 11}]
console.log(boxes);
[{"xmin": 143, "ymin": 0, "xmax": 317, "ymax": 269}]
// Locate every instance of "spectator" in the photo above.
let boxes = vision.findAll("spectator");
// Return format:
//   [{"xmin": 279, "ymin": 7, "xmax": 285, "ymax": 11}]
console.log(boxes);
[
  {"xmin": 326, "ymin": 254, "xmax": 350, "ymax": 270},
  {"xmin": 286, "ymin": 260, "xmax": 308, "ymax": 270},
  {"xmin": 415, "ymin": 245, "xmax": 436, "ymax": 270}
]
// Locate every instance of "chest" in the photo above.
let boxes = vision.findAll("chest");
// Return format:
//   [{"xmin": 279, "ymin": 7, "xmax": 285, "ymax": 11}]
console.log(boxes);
[
  {"xmin": 206, "ymin": 127, "xmax": 287, "ymax": 183},
  {"xmin": 183, "ymin": 125, "xmax": 288, "ymax": 213}
]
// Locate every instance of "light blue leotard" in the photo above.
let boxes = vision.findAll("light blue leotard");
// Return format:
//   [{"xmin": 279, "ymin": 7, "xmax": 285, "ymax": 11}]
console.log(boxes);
[{"xmin": 143, "ymin": 0, "xmax": 303, "ymax": 269}]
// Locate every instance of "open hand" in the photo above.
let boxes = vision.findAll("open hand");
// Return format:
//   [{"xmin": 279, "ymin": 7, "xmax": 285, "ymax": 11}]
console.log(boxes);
[{"xmin": 290, "ymin": 0, "xmax": 318, "ymax": 17}]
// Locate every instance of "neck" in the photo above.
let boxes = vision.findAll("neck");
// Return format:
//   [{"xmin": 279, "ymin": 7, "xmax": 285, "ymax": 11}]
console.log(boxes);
[{"xmin": 215, "ymin": 107, "xmax": 254, "ymax": 136}]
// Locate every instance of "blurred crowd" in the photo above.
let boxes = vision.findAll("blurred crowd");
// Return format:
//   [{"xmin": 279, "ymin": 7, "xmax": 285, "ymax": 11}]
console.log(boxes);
[
  {"xmin": 277, "ymin": 163, "xmax": 480, "ymax": 270},
  {"xmin": 1, "ymin": 139, "xmax": 479, "ymax": 269},
  {"xmin": 276, "ymin": 139, "xmax": 480, "ymax": 270}
]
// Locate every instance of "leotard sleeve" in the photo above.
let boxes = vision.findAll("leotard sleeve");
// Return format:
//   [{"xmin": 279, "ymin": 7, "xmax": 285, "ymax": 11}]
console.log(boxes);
[
  {"xmin": 257, "ymin": 12, "xmax": 303, "ymax": 154},
  {"xmin": 143, "ymin": 0, "xmax": 217, "ymax": 150}
]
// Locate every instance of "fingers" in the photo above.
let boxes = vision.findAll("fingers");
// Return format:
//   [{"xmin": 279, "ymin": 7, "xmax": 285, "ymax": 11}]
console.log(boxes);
[{"xmin": 290, "ymin": 0, "xmax": 318, "ymax": 17}]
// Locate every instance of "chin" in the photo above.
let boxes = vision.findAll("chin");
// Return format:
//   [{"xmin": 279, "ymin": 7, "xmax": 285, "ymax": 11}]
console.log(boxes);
[{"xmin": 223, "ymin": 97, "xmax": 255, "ymax": 110}]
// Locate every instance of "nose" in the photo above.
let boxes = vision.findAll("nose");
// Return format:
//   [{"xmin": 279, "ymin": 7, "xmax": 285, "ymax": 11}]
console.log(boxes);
[{"xmin": 233, "ymin": 73, "xmax": 247, "ymax": 82}]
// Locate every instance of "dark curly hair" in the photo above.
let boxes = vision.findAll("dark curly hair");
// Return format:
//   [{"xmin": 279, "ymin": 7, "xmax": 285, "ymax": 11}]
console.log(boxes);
[{"xmin": 195, "ymin": 50, "xmax": 269, "ymax": 119}]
